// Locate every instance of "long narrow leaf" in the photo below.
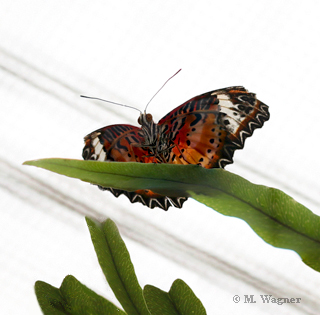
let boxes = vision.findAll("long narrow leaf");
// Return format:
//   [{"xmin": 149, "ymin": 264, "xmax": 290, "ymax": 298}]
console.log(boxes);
[
  {"xmin": 24, "ymin": 159, "xmax": 320, "ymax": 271},
  {"xmin": 86, "ymin": 218, "xmax": 150, "ymax": 315}
]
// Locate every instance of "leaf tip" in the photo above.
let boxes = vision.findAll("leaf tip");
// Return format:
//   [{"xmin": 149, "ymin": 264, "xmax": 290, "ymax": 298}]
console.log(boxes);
[{"xmin": 22, "ymin": 160, "xmax": 34, "ymax": 166}]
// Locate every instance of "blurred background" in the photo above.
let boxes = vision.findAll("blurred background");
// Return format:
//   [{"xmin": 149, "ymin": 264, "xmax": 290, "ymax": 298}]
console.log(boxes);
[{"xmin": 1, "ymin": 1, "xmax": 320, "ymax": 314}]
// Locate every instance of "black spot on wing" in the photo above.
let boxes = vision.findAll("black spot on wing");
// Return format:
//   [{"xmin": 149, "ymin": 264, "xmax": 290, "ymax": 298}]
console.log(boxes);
[{"xmin": 190, "ymin": 113, "xmax": 203, "ymax": 127}]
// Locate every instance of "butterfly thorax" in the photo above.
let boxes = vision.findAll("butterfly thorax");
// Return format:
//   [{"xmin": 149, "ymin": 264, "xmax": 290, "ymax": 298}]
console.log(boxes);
[{"xmin": 137, "ymin": 112, "xmax": 172, "ymax": 162}]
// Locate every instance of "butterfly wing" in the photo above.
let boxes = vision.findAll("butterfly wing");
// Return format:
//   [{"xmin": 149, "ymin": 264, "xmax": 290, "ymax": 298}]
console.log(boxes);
[
  {"xmin": 83, "ymin": 124, "xmax": 147, "ymax": 162},
  {"xmin": 158, "ymin": 86, "xmax": 269, "ymax": 168},
  {"xmin": 83, "ymin": 124, "xmax": 187, "ymax": 210}
]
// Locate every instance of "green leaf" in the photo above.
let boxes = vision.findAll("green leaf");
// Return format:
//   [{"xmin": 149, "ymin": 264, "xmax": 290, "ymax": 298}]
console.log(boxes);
[
  {"xmin": 190, "ymin": 171, "xmax": 320, "ymax": 271},
  {"xmin": 144, "ymin": 280, "xmax": 206, "ymax": 315},
  {"xmin": 169, "ymin": 279, "xmax": 206, "ymax": 315},
  {"xmin": 143, "ymin": 285, "xmax": 179, "ymax": 315},
  {"xmin": 35, "ymin": 281, "xmax": 69, "ymax": 315},
  {"xmin": 35, "ymin": 276, "xmax": 124, "ymax": 315},
  {"xmin": 23, "ymin": 159, "xmax": 192, "ymax": 197},
  {"xmin": 86, "ymin": 217, "xmax": 150, "ymax": 315},
  {"xmin": 24, "ymin": 158, "xmax": 320, "ymax": 271},
  {"xmin": 60, "ymin": 275, "xmax": 126, "ymax": 315}
]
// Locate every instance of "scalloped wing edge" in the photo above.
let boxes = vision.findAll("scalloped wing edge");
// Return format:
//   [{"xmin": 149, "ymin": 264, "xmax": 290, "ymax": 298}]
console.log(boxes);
[{"xmin": 99, "ymin": 186, "xmax": 188, "ymax": 210}]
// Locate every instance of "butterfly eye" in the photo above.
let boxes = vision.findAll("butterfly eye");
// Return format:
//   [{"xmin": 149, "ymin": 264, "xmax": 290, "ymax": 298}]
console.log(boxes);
[
  {"xmin": 146, "ymin": 113, "xmax": 153, "ymax": 122},
  {"xmin": 137, "ymin": 116, "xmax": 142, "ymax": 125}
]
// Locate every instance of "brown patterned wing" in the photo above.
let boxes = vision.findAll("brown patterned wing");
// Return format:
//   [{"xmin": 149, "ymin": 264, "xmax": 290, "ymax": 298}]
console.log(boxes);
[
  {"xmin": 82, "ymin": 124, "xmax": 188, "ymax": 210},
  {"xmin": 158, "ymin": 86, "xmax": 269, "ymax": 168}
]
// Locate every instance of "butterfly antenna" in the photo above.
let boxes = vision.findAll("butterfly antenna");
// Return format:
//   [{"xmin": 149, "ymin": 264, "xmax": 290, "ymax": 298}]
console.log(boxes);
[
  {"xmin": 145, "ymin": 69, "xmax": 181, "ymax": 112},
  {"xmin": 81, "ymin": 95, "xmax": 142, "ymax": 113}
]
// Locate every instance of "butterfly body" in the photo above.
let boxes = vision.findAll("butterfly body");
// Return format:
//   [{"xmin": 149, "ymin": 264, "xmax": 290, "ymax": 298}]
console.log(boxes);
[{"xmin": 83, "ymin": 86, "xmax": 269, "ymax": 210}]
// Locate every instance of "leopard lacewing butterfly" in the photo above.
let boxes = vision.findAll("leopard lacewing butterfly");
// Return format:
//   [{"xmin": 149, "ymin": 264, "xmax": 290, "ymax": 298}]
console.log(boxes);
[{"xmin": 82, "ymin": 76, "xmax": 269, "ymax": 210}]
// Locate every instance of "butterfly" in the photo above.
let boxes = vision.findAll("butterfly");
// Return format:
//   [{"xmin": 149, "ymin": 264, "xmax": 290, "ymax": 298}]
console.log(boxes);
[{"xmin": 83, "ymin": 86, "xmax": 269, "ymax": 210}]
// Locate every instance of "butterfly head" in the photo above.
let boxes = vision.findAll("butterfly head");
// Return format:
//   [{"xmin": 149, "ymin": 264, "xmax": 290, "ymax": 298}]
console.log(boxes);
[{"xmin": 138, "ymin": 112, "xmax": 153, "ymax": 126}]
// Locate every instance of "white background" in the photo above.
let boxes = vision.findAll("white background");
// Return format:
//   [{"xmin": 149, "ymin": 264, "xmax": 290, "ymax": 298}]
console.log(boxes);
[{"xmin": 1, "ymin": 1, "xmax": 320, "ymax": 314}]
